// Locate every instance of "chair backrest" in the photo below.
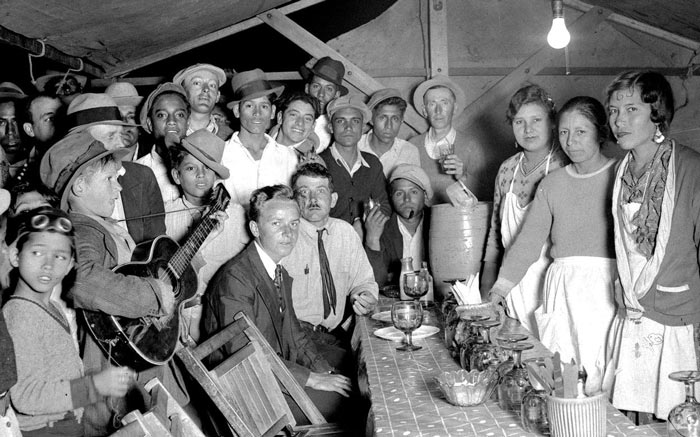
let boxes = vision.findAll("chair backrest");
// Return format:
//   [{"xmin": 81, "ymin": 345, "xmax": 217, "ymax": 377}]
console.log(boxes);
[{"xmin": 176, "ymin": 312, "xmax": 326, "ymax": 436}]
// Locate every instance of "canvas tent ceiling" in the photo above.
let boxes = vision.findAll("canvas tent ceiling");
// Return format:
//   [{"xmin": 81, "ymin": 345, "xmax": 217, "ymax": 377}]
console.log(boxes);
[{"xmin": 1, "ymin": 0, "xmax": 699, "ymax": 80}]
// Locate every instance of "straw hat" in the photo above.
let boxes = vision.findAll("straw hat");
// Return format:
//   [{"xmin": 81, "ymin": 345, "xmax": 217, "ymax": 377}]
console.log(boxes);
[
  {"xmin": 179, "ymin": 130, "xmax": 229, "ymax": 180},
  {"xmin": 227, "ymin": 69, "xmax": 284, "ymax": 109},
  {"xmin": 300, "ymin": 57, "xmax": 348, "ymax": 96},
  {"xmin": 105, "ymin": 82, "xmax": 143, "ymax": 107},
  {"xmin": 34, "ymin": 71, "xmax": 87, "ymax": 93},
  {"xmin": 40, "ymin": 131, "xmax": 130, "ymax": 209},
  {"xmin": 413, "ymin": 75, "xmax": 467, "ymax": 117},
  {"xmin": 0, "ymin": 82, "xmax": 27, "ymax": 100},
  {"xmin": 66, "ymin": 93, "xmax": 138, "ymax": 134},
  {"xmin": 173, "ymin": 63, "xmax": 226, "ymax": 88}
]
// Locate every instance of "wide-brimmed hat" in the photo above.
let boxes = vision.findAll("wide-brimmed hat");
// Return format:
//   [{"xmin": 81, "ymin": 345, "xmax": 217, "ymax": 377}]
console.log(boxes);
[
  {"xmin": 227, "ymin": 69, "xmax": 284, "ymax": 109},
  {"xmin": 179, "ymin": 130, "xmax": 229, "ymax": 180},
  {"xmin": 139, "ymin": 82, "xmax": 188, "ymax": 134},
  {"xmin": 413, "ymin": 75, "xmax": 467, "ymax": 117},
  {"xmin": 66, "ymin": 93, "xmax": 139, "ymax": 134},
  {"xmin": 300, "ymin": 57, "xmax": 348, "ymax": 96},
  {"xmin": 173, "ymin": 63, "xmax": 227, "ymax": 88},
  {"xmin": 105, "ymin": 82, "xmax": 143, "ymax": 107},
  {"xmin": 326, "ymin": 94, "xmax": 371, "ymax": 124},
  {"xmin": 366, "ymin": 88, "xmax": 404, "ymax": 112},
  {"xmin": 40, "ymin": 131, "xmax": 130, "ymax": 209},
  {"xmin": 0, "ymin": 82, "xmax": 27, "ymax": 100},
  {"xmin": 34, "ymin": 71, "xmax": 87, "ymax": 93},
  {"xmin": 389, "ymin": 164, "xmax": 433, "ymax": 203}
]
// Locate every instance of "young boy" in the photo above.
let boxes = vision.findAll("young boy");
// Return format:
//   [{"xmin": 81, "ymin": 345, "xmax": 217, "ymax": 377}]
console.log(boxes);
[
  {"xmin": 3, "ymin": 207, "xmax": 133, "ymax": 436},
  {"xmin": 40, "ymin": 132, "xmax": 180, "ymax": 435},
  {"xmin": 164, "ymin": 129, "xmax": 248, "ymax": 343}
]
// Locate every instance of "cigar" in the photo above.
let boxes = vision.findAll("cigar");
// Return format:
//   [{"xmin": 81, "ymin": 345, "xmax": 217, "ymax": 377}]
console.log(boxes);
[{"xmin": 408, "ymin": 210, "xmax": 415, "ymax": 219}]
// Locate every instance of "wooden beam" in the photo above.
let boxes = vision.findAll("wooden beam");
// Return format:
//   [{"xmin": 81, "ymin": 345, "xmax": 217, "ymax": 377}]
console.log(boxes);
[
  {"xmin": 563, "ymin": 0, "xmax": 700, "ymax": 51},
  {"xmin": 460, "ymin": 6, "xmax": 612, "ymax": 126},
  {"xmin": 106, "ymin": 0, "xmax": 327, "ymax": 78},
  {"xmin": 428, "ymin": 0, "xmax": 449, "ymax": 76},
  {"xmin": 258, "ymin": 9, "xmax": 428, "ymax": 133},
  {"xmin": 0, "ymin": 25, "xmax": 103, "ymax": 77}
]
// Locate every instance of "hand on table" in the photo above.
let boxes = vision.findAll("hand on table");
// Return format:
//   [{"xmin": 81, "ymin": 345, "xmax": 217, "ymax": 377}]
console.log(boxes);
[
  {"xmin": 307, "ymin": 372, "xmax": 352, "ymax": 397},
  {"xmin": 352, "ymin": 291, "xmax": 378, "ymax": 316},
  {"xmin": 93, "ymin": 366, "xmax": 136, "ymax": 398}
]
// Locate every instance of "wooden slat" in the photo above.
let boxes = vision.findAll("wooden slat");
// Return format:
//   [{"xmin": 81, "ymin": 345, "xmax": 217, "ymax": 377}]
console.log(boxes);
[
  {"xmin": 564, "ymin": 0, "xmax": 700, "ymax": 51},
  {"xmin": 459, "ymin": 5, "xmax": 612, "ymax": 126},
  {"xmin": 258, "ymin": 9, "xmax": 428, "ymax": 133},
  {"xmin": 428, "ymin": 0, "xmax": 449, "ymax": 77},
  {"xmin": 106, "ymin": 0, "xmax": 327, "ymax": 77},
  {"xmin": 0, "ymin": 25, "xmax": 103, "ymax": 78}
]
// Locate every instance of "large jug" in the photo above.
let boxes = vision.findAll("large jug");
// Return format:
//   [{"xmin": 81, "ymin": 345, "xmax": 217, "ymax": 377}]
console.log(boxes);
[{"xmin": 429, "ymin": 202, "xmax": 492, "ymax": 301}]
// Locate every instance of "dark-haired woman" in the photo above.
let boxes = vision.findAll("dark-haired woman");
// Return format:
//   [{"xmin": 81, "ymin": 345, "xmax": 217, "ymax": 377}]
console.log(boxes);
[
  {"xmin": 606, "ymin": 71, "xmax": 700, "ymax": 419},
  {"xmin": 481, "ymin": 85, "xmax": 569, "ymax": 335},
  {"xmin": 489, "ymin": 96, "xmax": 617, "ymax": 393}
]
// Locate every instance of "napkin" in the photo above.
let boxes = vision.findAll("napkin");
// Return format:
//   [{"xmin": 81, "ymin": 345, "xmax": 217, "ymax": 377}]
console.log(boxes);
[
  {"xmin": 451, "ymin": 274, "xmax": 482, "ymax": 305},
  {"xmin": 446, "ymin": 180, "xmax": 478, "ymax": 209}
]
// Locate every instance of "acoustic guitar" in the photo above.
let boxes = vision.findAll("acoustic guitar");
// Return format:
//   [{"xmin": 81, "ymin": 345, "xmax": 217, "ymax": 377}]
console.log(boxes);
[{"xmin": 83, "ymin": 185, "xmax": 230, "ymax": 369}]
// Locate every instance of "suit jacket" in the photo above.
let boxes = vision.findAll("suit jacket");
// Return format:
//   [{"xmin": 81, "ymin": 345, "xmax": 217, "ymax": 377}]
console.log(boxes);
[
  {"xmin": 366, "ymin": 210, "xmax": 431, "ymax": 286},
  {"xmin": 203, "ymin": 243, "xmax": 332, "ymax": 386},
  {"xmin": 120, "ymin": 161, "xmax": 166, "ymax": 245}
]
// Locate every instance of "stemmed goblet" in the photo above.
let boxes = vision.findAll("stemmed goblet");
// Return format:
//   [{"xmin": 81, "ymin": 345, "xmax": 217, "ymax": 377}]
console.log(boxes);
[
  {"xmin": 391, "ymin": 301, "xmax": 424, "ymax": 352},
  {"xmin": 667, "ymin": 370, "xmax": 700, "ymax": 436},
  {"xmin": 497, "ymin": 342, "xmax": 534, "ymax": 413},
  {"xmin": 404, "ymin": 272, "xmax": 429, "ymax": 302}
]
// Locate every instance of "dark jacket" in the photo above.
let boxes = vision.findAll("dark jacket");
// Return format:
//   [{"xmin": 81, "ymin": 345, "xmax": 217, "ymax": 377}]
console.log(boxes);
[
  {"xmin": 120, "ymin": 161, "xmax": 166, "ymax": 245},
  {"xmin": 203, "ymin": 243, "xmax": 332, "ymax": 386},
  {"xmin": 365, "ymin": 211, "xmax": 431, "ymax": 286}
]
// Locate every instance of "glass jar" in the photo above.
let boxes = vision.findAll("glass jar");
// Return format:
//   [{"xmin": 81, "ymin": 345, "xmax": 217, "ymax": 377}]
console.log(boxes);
[{"xmin": 521, "ymin": 388, "xmax": 550, "ymax": 435}]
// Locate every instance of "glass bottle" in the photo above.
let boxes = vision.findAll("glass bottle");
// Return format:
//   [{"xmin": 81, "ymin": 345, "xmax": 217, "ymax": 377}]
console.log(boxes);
[
  {"xmin": 667, "ymin": 370, "xmax": 700, "ymax": 437},
  {"xmin": 398, "ymin": 257, "xmax": 414, "ymax": 300},
  {"xmin": 419, "ymin": 261, "xmax": 434, "ymax": 304},
  {"xmin": 497, "ymin": 342, "xmax": 534, "ymax": 413}
]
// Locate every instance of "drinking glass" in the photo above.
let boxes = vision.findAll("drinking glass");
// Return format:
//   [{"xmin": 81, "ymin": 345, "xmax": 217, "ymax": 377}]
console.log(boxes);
[
  {"xmin": 498, "ymin": 342, "xmax": 534, "ymax": 413},
  {"xmin": 439, "ymin": 141, "xmax": 455, "ymax": 172},
  {"xmin": 391, "ymin": 301, "xmax": 424, "ymax": 352},
  {"xmin": 521, "ymin": 388, "xmax": 551, "ymax": 435},
  {"xmin": 467, "ymin": 319, "xmax": 502, "ymax": 372},
  {"xmin": 404, "ymin": 272, "xmax": 428, "ymax": 301},
  {"xmin": 457, "ymin": 314, "xmax": 490, "ymax": 370},
  {"xmin": 667, "ymin": 370, "xmax": 700, "ymax": 437}
]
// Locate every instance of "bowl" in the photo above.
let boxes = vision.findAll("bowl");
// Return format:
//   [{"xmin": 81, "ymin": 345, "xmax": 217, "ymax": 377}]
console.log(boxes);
[
  {"xmin": 380, "ymin": 284, "xmax": 400, "ymax": 299},
  {"xmin": 436, "ymin": 369, "xmax": 499, "ymax": 406}
]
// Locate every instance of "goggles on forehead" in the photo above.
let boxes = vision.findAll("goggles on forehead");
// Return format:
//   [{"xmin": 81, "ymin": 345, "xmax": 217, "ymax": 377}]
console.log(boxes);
[{"xmin": 29, "ymin": 214, "xmax": 73, "ymax": 234}]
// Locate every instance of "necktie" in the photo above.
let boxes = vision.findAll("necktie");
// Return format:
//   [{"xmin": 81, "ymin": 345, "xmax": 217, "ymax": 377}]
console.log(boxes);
[
  {"xmin": 274, "ymin": 264, "xmax": 286, "ymax": 313},
  {"xmin": 317, "ymin": 228, "xmax": 337, "ymax": 319}
]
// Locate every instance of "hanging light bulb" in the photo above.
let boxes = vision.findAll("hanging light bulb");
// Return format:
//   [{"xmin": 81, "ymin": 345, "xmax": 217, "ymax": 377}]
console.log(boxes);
[{"xmin": 547, "ymin": 0, "xmax": 570, "ymax": 49}]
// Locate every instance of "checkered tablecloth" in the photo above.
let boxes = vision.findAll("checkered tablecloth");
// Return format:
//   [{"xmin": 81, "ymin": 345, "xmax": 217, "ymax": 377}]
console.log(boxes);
[{"xmin": 353, "ymin": 306, "xmax": 665, "ymax": 437}]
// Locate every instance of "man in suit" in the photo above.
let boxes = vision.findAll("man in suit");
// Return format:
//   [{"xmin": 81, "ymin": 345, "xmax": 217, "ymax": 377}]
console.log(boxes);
[
  {"xmin": 203, "ymin": 185, "xmax": 352, "ymax": 424},
  {"xmin": 365, "ymin": 164, "xmax": 433, "ymax": 286},
  {"xmin": 65, "ymin": 93, "xmax": 166, "ymax": 244}
]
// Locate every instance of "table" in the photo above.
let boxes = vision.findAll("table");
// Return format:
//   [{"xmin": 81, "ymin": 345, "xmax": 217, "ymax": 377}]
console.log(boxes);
[{"xmin": 353, "ymin": 303, "xmax": 666, "ymax": 437}]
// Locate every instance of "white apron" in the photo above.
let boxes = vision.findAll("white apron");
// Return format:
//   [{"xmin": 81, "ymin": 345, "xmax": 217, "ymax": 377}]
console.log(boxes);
[
  {"xmin": 535, "ymin": 256, "xmax": 617, "ymax": 394},
  {"xmin": 609, "ymin": 145, "xmax": 697, "ymax": 418},
  {"xmin": 503, "ymin": 151, "xmax": 553, "ymax": 338}
]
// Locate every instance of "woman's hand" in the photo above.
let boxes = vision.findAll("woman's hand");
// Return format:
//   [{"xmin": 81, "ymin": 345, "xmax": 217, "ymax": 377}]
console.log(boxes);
[
  {"xmin": 93, "ymin": 367, "xmax": 135, "ymax": 398},
  {"xmin": 487, "ymin": 287, "xmax": 507, "ymax": 309},
  {"xmin": 306, "ymin": 372, "xmax": 352, "ymax": 397}
]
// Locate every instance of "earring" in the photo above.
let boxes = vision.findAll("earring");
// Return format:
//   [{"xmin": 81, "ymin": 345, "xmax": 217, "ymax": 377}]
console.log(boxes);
[
  {"xmin": 514, "ymin": 141, "xmax": 519, "ymax": 149},
  {"xmin": 653, "ymin": 125, "xmax": 665, "ymax": 144}
]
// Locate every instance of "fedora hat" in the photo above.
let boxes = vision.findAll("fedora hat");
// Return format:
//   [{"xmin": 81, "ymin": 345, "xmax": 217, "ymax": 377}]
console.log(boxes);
[
  {"xmin": 179, "ymin": 130, "xmax": 229, "ymax": 180},
  {"xmin": 139, "ymin": 82, "xmax": 188, "ymax": 134},
  {"xmin": 413, "ymin": 75, "xmax": 467, "ymax": 118},
  {"xmin": 66, "ymin": 93, "xmax": 139, "ymax": 134},
  {"xmin": 0, "ymin": 82, "xmax": 27, "ymax": 100},
  {"xmin": 366, "ymin": 88, "xmax": 404, "ymax": 112},
  {"xmin": 34, "ymin": 71, "xmax": 87, "ymax": 93},
  {"xmin": 105, "ymin": 82, "xmax": 143, "ymax": 107},
  {"xmin": 40, "ymin": 131, "xmax": 130, "ymax": 209},
  {"xmin": 227, "ymin": 69, "xmax": 284, "ymax": 109},
  {"xmin": 300, "ymin": 57, "xmax": 348, "ymax": 96},
  {"xmin": 173, "ymin": 63, "xmax": 227, "ymax": 88},
  {"xmin": 326, "ymin": 94, "xmax": 372, "ymax": 124}
]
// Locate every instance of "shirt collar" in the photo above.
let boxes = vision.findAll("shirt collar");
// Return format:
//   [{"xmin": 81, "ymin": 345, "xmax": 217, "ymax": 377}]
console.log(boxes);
[
  {"xmin": 254, "ymin": 241, "xmax": 278, "ymax": 280},
  {"xmin": 330, "ymin": 143, "xmax": 369, "ymax": 168},
  {"xmin": 300, "ymin": 217, "xmax": 335, "ymax": 237}
]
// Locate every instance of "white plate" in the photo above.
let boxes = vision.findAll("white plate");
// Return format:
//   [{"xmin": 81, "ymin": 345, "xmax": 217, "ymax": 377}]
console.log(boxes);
[
  {"xmin": 374, "ymin": 325, "xmax": 440, "ymax": 342},
  {"xmin": 371, "ymin": 311, "xmax": 392, "ymax": 322}
]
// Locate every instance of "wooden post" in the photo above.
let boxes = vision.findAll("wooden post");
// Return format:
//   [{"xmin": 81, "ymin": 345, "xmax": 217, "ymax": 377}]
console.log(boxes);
[
  {"xmin": 258, "ymin": 9, "xmax": 428, "ymax": 133},
  {"xmin": 459, "ymin": 5, "xmax": 612, "ymax": 126},
  {"xmin": 428, "ymin": 0, "xmax": 449, "ymax": 77},
  {"xmin": 0, "ymin": 25, "xmax": 103, "ymax": 78}
]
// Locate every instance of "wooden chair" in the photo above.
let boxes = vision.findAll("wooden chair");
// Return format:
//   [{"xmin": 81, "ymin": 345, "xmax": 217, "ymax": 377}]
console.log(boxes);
[{"xmin": 176, "ymin": 312, "xmax": 347, "ymax": 437}]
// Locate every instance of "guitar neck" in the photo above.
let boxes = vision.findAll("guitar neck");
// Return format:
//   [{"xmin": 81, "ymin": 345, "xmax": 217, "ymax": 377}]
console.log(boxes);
[{"xmin": 169, "ymin": 188, "xmax": 230, "ymax": 276}]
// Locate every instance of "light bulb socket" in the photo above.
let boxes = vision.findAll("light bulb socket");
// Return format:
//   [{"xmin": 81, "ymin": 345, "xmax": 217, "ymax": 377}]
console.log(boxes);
[{"xmin": 551, "ymin": 0, "xmax": 564, "ymax": 19}]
